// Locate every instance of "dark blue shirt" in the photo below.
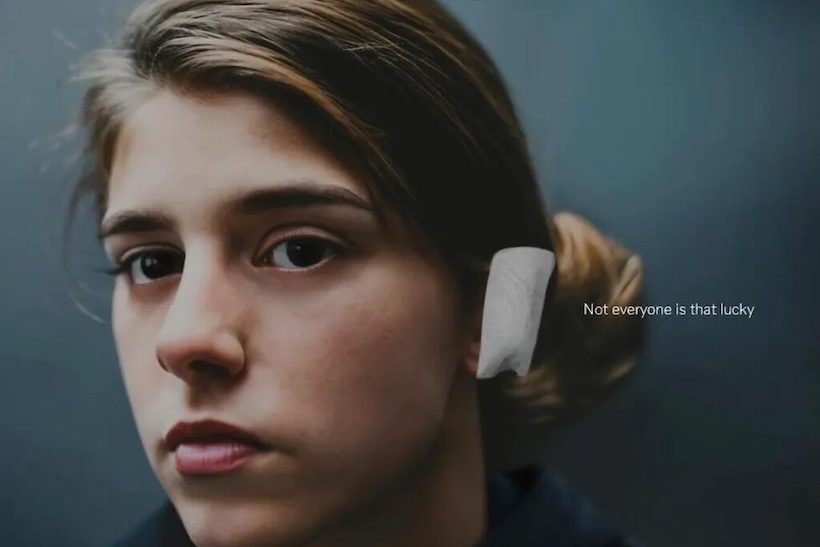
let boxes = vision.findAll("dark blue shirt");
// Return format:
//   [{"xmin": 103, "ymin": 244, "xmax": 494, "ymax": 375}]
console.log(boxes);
[
  {"xmin": 112, "ymin": 466, "xmax": 641, "ymax": 546},
  {"xmin": 479, "ymin": 466, "xmax": 641, "ymax": 546}
]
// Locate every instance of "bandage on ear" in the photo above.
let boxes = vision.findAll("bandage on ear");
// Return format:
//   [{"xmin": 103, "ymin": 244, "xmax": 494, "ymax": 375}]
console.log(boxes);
[{"xmin": 476, "ymin": 247, "xmax": 556, "ymax": 379}]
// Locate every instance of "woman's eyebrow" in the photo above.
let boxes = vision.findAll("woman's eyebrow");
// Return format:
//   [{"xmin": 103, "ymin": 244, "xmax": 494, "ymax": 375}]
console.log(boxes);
[
  {"xmin": 232, "ymin": 182, "xmax": 374, "ymax": 216},
  {"xmin": 98, "ymin": 211, "xmax": 175, "ymax": 241},
  {"xmin": 98, "ymin": 182, "xmax": 374, "ymax": 240}
]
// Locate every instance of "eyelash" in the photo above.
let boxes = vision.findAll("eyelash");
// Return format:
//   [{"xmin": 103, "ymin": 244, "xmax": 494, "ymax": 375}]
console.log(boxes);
[
  {"xmin": 101, "ymin": 248, "xmax": 182, "ymax": 282},
  {"xmin": 102, "ymin": 234, "xmax": 346, "ymax": 285}
]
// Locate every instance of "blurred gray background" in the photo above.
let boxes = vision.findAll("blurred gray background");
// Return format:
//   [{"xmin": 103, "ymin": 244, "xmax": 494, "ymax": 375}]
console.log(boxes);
[{"xmin": 1, "ymin": 0, "xmax": 818, "ymax": 545}]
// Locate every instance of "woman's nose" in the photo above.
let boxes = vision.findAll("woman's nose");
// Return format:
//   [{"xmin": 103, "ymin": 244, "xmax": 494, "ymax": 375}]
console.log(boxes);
[{"xmin": 154, "ymin": 259, "xmax": 246, "ymax": 384}]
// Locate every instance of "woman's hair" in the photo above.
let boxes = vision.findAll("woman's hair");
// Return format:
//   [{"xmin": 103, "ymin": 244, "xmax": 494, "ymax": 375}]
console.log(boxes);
[{"xmin": 72, "ymin": 0, "xmax": 644, "ymax": 456}]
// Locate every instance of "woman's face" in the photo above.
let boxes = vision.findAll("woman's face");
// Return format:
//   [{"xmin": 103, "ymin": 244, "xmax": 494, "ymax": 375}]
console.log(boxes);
[{"xmin": 102, "ymin": 89, "xmax": 472, "ymax": 547}]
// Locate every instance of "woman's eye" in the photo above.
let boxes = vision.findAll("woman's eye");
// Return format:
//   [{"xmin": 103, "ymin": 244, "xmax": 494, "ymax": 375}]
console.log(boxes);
[
  {"xmin": 264, "ymin": 237, "xmax": 340, "ymax": 270},
  {"xmin": 122, "ymin": 250, "xmax": 184, "ymax": 286}
]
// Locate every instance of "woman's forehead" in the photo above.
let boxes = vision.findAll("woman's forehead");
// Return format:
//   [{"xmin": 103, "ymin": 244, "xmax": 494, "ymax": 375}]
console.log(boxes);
[{"xmin": 106, "ymin": 88, "xmax": 373, "ymax": 222}]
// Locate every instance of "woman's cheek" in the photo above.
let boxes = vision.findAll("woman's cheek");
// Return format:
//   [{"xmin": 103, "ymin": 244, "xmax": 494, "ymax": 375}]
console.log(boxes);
[
  {"xmin": 112, "ymin": 288, "xmax": 167, "ymax": 422},
  {"xmin": 280, "ymin": 267, "xmax": 458, "ymax": 469}
]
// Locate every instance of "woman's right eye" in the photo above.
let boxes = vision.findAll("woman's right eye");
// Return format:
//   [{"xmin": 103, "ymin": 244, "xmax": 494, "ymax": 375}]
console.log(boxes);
[{"xmin": 117, "ymin": 249, "xmax": 184, "ymax": 286}]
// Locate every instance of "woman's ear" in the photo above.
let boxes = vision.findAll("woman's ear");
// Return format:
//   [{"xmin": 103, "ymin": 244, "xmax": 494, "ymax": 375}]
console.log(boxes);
[
  {"xmin": 473, "ymin": 247, "xmax": 555, "ymax": 379},
  {"xmin": 463, "ymin": 299, "xmax": 484, "ymax": 376},
  {"xmin": 461, "ymin": 247, "xmax": 554, "ymax": 378}
]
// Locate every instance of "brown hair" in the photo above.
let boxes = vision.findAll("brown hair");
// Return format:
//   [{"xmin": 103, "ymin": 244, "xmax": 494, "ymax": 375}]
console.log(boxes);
[{"xmin": 73, "ymin": 0, "xmax": 645, "ymax": 466}]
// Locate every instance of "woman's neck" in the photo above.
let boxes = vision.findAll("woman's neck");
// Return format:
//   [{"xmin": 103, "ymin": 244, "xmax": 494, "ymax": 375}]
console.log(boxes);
[{"xmin": 305, "ymin": 369, "xmax": 487, "ymax": 547}]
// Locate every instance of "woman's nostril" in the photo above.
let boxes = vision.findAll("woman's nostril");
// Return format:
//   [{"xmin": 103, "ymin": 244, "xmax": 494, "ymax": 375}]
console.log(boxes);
[
  {"xmin": 190, "ymin": 360, "xmax": 235, "ymax": 381},
  {"xmin": 155, "ymin": 327, "xmax": 247, "ymax": 383}
]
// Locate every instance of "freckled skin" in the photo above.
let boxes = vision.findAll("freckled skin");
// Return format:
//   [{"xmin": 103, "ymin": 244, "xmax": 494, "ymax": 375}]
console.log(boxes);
[{"xmin": 104, "ymin": 89, "xmax": 485, "ymax": 547}]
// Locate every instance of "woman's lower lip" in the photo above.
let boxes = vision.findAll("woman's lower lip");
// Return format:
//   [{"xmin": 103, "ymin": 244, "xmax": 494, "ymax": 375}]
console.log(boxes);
[{"xmin": 174, "ymin": 441, "xmax": 263, "ymax": 475}]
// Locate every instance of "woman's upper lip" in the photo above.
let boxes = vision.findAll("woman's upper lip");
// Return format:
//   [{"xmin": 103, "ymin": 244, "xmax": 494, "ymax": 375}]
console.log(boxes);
[{"xmin": 164, "ymin": 419, "xmax": 267, "ymax": 451}]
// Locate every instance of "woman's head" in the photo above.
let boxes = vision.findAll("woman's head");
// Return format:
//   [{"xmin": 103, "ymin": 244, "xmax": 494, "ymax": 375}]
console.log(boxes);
[
  {"xmin": 102, "ymin": 87, "xmax": 481, "ymax": 546},
  {"xmin": 74, "ymin": 0, "xmax": 643, "ymax": 544}
]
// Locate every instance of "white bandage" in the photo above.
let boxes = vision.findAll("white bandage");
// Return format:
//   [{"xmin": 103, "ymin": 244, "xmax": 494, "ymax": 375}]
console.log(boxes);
[{"xmin": 476, "ymin": 247, "xmax": 555, "ymax": 379}]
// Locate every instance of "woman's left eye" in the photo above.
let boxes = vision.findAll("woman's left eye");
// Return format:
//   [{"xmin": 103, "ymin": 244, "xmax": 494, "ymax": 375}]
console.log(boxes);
[{"xmin": 262, "ymin": 236, "xmax": 342, "ymax": 270}]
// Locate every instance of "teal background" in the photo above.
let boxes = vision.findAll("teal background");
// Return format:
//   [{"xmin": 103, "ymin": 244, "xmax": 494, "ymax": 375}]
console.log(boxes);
[{"xmin": 1, "ymin": 1, "xmax": 818, "ymax": 545}]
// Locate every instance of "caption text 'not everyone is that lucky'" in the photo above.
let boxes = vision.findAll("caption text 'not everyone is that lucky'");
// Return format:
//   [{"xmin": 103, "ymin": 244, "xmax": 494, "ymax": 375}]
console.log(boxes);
[{"xmin": 583, "ymin": 302, "xmax": 755, "ymax": 319}]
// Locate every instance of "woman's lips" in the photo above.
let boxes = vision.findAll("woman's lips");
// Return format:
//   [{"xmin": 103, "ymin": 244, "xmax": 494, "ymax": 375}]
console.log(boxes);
[
  {"xmin": 174, "ymin": 440, "xmax": 263, "ymax": 475},
  {"xmin": 164, "ymin": 419, "xmax": 270, "ymax": 476}
]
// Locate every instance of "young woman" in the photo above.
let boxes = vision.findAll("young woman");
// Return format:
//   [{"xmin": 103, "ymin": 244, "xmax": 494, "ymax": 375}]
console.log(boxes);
[{"xmin": 73, "ymin": 1, "xmax": 645, "ymax": 545}]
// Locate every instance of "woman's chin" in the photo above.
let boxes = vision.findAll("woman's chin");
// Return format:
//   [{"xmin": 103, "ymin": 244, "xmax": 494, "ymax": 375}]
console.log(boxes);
[{"xmin": 173, "ymin": 496, "xmax": 324, "ymax": 547}]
